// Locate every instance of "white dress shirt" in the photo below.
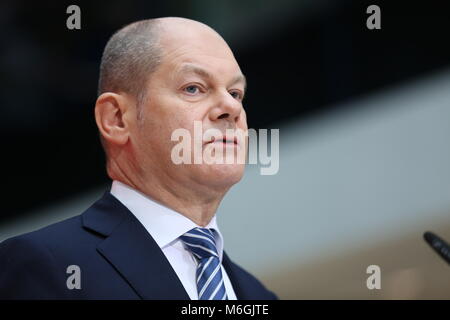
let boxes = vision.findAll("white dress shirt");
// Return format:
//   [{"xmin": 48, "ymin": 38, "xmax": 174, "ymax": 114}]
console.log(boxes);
[{"xmin": 110, "ymin": 180, "xmax": 237, "ymax": 300}]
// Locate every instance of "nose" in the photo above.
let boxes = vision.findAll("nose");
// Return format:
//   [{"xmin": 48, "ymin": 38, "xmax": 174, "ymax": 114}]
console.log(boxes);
[{"xmin": 209, "ymin": 91, "xmax": 243, "ymax": 124}]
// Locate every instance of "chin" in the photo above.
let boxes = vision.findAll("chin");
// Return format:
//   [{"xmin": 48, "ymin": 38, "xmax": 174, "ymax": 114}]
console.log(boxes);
[{"xmin": 197, "ymin": 163, "xmax": 245, "ymax": 189}]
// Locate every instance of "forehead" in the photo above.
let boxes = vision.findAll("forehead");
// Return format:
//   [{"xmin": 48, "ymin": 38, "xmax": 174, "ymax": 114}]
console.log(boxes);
[
  {"xmin": 160, "ymin": 26, "xmax": 240, "ymax": 67},
  {"xmin": 174, "ymin": 62, "xmax": 245, "ymax": 86},
  {"xmin": 165, "ymin": 43, "xmax": 240, "ymax": 73}
]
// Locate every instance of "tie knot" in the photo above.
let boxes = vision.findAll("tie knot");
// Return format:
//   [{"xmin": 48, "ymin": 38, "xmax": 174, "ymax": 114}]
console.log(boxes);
[{"xmin": 180, "ymin": 227, "xmax": 219, "ymax": 260}]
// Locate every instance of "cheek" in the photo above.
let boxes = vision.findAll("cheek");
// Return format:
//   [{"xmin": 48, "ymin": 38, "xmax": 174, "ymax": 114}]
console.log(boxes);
[
  {"xmin": 156, "ymin": 95, "xmax": 201, "ymax": 126},
  {"xmin": 158, "ymin": 114, "xmax": 198, "ymax": 152},
  {"xmin": 146, "ymin": 94, "xmax": 207, "ymax": 146}
]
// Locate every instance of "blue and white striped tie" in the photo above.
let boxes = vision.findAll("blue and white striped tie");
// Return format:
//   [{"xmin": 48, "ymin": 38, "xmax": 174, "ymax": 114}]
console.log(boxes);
[{"xmin": 180, "ymin": 227, "xmax": 228, "ymax": 300}]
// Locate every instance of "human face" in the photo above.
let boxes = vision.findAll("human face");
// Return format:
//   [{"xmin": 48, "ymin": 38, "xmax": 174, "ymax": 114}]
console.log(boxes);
[{"xmin": 131, "ymin": 24, "xmax": 248, "ymax": 193}]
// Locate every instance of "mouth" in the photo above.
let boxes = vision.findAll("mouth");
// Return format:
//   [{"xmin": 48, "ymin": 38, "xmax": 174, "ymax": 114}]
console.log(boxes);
[{"xmin": 205, "ymin": 136, "xmax": 238, "ymax": 146}]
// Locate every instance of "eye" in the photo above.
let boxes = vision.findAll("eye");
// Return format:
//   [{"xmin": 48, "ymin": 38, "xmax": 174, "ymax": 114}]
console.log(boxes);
[
  {"xmin": 184, "ymin": 85, "xmax": 201, "ymax": 95},
  {"xmin": 230, "ymin": 90, "xmax": 244, "ymax": 101}
]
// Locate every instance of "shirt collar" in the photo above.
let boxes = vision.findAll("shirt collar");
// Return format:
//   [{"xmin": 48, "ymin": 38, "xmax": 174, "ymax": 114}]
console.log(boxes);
[{"xmin": 109, "ymin": 180, "xmax": 224, "ymax": 260}]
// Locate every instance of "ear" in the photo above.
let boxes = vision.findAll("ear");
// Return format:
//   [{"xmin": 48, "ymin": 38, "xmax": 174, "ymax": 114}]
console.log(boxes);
[{"xmin": 95, "ymin": 92, "xmax": 133, "ymax": 147}]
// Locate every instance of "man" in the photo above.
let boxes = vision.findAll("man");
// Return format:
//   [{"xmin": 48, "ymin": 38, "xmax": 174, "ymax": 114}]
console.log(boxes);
[{"xmin": 0, "ymin": 17, "xmax": 277, "ymax": 300}]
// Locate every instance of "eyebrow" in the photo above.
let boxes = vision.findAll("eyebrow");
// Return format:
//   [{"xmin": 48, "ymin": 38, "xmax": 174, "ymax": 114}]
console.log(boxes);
[{"xmin": 177, "ymin": 63, "xmax": 247, "ymax": 91}]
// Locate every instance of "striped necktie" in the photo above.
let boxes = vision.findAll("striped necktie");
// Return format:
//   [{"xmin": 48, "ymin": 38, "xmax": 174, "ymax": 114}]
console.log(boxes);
[{"xmin": 180, "ymin": 227, "xmax": 228, "ymax": 300}]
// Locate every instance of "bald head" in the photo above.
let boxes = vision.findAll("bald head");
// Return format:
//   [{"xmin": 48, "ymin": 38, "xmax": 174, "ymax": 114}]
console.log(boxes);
[
  {"xmin": 98, "ymin": 19, "xmax": 162, "ymax": 111},
  {"xmin": 97, "ymin": 17, "xmax": 230, "ymax": 111}
]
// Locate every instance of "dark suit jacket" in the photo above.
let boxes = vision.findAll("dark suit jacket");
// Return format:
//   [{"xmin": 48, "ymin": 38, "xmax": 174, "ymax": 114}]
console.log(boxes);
[{"xmin": 0, "ymin": 191, "xmax": 278, "ymax": 300}]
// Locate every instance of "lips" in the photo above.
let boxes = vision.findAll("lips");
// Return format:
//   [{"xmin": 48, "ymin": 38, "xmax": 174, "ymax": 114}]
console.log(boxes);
[{"xmin": 206, "ymin": 136, "xmax": 238, "ymax": 145}]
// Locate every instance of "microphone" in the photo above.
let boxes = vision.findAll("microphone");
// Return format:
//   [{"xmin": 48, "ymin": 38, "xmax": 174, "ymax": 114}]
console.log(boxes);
[{"xmin": 423, "ymin": 231, "xmax": 450, "ymax": 265}]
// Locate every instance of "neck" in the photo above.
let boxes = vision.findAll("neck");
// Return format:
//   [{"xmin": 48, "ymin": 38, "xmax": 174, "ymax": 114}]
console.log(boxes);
[{"xmin": 108, "ymin": 160, "xmax": 227, "ymax": 227}]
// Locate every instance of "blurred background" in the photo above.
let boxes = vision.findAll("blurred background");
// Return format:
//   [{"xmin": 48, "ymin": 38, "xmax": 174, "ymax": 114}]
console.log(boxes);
[{"xmin": 1, "ymin": 0, "xmax": 450, "ymax": 299}]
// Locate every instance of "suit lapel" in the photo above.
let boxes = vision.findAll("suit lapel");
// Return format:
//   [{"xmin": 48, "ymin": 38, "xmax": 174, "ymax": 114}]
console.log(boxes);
[
  {"xmin": 82, "ymin": 192, "xmax": 190, "ymax": 300},
  {"xmin": 222, "ymin": 251, "xmax": 248, "ymax": 300}
]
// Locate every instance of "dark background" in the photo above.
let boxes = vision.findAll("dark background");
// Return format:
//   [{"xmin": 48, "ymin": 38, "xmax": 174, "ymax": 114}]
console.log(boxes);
[{"xmin": 1, "ymin": 0, "xmax": 449, "ymax": 224}]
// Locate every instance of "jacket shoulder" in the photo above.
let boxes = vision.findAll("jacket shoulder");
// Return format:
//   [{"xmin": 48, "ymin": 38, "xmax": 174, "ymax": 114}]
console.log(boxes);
[{"xmin": 0, "ymin": 223, "xmax": 76, "ymax": 299}]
